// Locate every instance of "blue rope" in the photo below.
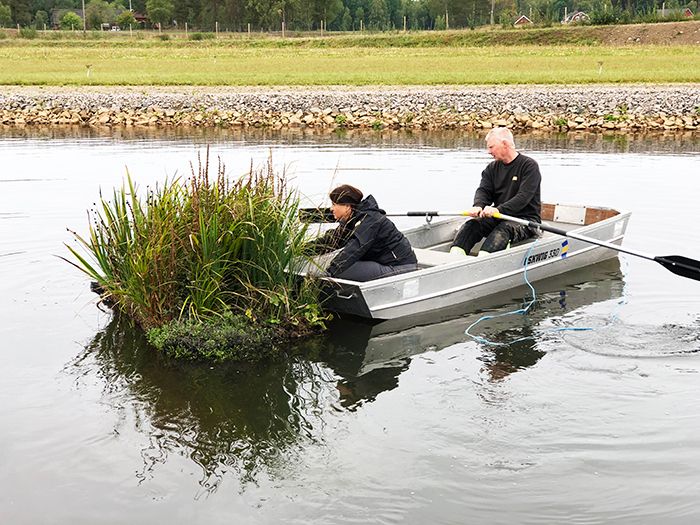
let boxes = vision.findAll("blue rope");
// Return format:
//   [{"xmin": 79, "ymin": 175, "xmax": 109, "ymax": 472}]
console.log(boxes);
[{"xmin": 464, "ymin": 239, "xmax": 594, "ymax": 346}]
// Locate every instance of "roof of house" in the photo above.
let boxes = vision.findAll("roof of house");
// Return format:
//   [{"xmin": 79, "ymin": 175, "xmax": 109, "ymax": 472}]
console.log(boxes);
[{"xmin": 513, "ymin": 15, "xmax": 533, "ymax": 25}]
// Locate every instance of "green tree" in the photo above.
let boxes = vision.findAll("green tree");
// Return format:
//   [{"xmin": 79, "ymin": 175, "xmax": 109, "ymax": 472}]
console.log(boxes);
[
  {"xmin": 221, "ymin": 0, "xmax": 245, "ymax": 30},
  {"xmin": 386, "ymin": 0, "xmax": 400, "ymax": 27},
  {"xmin": 85, "ymin": 0, "xmax": 110, "ymax": 28},
  {"xmin": 34, "ymin": 8, "xmax": 48, "ymax": 26},
  {"xmin": 199, "ymin": 0, "xmax": 220, "ymax": 29},
  {"xmin": 55, "ymin": 0, "xmax": 80, "ymax": 8},
  {"xmin": 60, "ymin": 10, "xmax": 82, "ymax": 28},
  {"xmin": 338, "ymin": 5, "xmax": 351, "ymax": 29},
  {"xmin": 368, "ymin": 0, "xmax": 388, "ymax": 28},
  {"xmin": 433, "ymin": 12, "xmax": 445, "ymax": 27},
  {"xmin": 8, "ymin": 0, "xmax": 33, "ymax": 25},
  {"xmin": 172, "ymin": 0, "xmax": 201, "ymax": 27},
  {"xmin": 146, "ymin": 0, "xmax": 174, "ymax": 27},
  {"xmin": 116, "ymin": 8, "xmax": 136, "ymax": 27},
  {"xmin": 354, "ymin": 5, "xmax": 364, "ymax": 28},
  {"xmin": 0, "ymin": 2, "xmax": 11, "ymax": 26}
]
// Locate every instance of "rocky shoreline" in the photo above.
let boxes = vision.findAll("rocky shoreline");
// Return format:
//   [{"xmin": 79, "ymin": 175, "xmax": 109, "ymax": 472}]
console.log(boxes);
[{"xmin": 1, "ymin": 85, "xmax": 699, "ymax": 132}]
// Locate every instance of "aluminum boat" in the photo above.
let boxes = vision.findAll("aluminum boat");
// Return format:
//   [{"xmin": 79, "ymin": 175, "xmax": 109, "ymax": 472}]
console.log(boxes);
[{"xmin": 301, "ymin": 203, "xmax": 629, "ymax": 320}]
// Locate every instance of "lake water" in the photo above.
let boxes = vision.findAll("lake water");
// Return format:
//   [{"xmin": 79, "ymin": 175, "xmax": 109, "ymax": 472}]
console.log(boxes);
[{"xmin": 1, "ymin": 128, "xmax": 699, "ymax": 524}]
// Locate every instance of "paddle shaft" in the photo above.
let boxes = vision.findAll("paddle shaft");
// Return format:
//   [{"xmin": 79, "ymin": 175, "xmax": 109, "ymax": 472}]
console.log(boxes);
[
  {"xmin": 299, "ymin": 208, "xmax": 469, "ymax": 222},
  {"xmin": 493, "ymin": 212, "xmax": 655, "ymax": 261},
  {"xmin": 403, "ymin": 211, "xmax": 469, "ymax": 217},
  {"xmin": 495, "ymin": 212, "xmax": 700, "ymax": 281},
  {"xmin": 493, "ymin": 213, "xmax": 655, "ymax": 261}
]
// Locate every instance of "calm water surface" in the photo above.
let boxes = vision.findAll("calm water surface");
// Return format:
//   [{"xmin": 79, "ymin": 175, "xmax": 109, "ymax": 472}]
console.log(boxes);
[{"xmin": 1, "ymin": 129, "xmax": 699, "ymax": 524}]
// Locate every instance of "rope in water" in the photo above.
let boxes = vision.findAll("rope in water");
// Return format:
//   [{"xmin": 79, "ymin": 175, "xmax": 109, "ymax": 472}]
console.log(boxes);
[{"xmin": 464, "ymin": 239, "xmax": 595, "ymax": 346}]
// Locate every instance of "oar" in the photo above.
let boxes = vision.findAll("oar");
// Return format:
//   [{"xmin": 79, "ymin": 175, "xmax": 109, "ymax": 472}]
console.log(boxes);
[
  {"xmin": 298, "ymin": 207, "xmax": 470, "ymax": 223},
  {"xmin": 494, "ymin": 211, "xmax": 700, "ymax": 282}
]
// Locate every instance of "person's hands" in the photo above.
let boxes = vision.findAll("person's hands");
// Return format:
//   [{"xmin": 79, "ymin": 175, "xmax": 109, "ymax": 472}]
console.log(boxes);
[
  {"xmin": 481, "ymin": 206, "xmax": 499, "ymax": 218},
  {"xmin": 466, "ymin": 206, "xmax": 483, "ymax": 217}
]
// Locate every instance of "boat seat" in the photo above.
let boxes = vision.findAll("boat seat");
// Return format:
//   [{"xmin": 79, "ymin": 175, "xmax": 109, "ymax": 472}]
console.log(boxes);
[
  {"xmin": 414, "ymin": 233, "xmax": 544, "ymax": 267},
  {"xmin": 413, "ymin": 247, "xmax": 456, "ymax": 267}
]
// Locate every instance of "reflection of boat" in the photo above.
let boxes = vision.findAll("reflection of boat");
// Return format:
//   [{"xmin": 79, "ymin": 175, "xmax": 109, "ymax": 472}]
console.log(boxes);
[
  {"xmin": 306, "ymin": 204, "xmax": 629, "ymax": 320},
  {"xmin": 322, "ymin": 258, "xmax": 624, "ymax": 381}
]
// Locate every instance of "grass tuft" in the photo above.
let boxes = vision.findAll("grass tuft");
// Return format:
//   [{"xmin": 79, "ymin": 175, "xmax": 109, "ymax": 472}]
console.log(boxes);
[{"xmin": 66, "ymin": 150, "xmax": 326, "ymax": 361}]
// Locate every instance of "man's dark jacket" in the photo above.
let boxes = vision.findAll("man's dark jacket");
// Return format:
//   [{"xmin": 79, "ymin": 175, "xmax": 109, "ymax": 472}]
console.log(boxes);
[{"xmin": 474, "ymin": 153, "xmax": 541, "ymax": 222}]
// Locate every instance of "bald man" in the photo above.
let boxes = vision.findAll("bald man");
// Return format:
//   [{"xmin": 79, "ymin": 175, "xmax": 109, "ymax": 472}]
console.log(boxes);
[{"xmin": 450, "ymin": 127, "xmax": 542, "ymax": 256}]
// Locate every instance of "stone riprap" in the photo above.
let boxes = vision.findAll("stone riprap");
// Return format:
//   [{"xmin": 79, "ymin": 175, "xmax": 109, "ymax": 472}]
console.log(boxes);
[{"xmin": 1, "ymin": 85, "xmax": 698, "ymax": 132}]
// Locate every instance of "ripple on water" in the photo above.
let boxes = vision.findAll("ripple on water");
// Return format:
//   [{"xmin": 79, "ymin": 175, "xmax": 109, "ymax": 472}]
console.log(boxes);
[{"xmin": 558, "ymin": 318, "xmax": 700, "ymax": 358}]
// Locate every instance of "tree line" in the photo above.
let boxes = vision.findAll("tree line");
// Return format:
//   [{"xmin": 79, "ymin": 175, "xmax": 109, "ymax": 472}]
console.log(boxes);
[{"xmin": 0, "ymin": 0, "xmax": 697, "ymax": 32}]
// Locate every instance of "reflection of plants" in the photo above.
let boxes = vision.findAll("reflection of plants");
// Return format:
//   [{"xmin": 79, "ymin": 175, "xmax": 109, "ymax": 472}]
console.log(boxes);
[
  {"xmin": 65, "ymin": 151, "xmax": 325, "ymax": 362},
  {"xmin": 71, "ymin": 313, "xmax": 333, "ymax": 492}
]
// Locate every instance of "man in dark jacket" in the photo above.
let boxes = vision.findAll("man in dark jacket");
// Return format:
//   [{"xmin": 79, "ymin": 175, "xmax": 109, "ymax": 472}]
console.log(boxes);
[
  {"xmin": 450, "ymin": 127, "xmax": 541, "ymax": 256},
  {"xmin": 308, "ymin": 185, "xmax": 417, "ymax": 281}
]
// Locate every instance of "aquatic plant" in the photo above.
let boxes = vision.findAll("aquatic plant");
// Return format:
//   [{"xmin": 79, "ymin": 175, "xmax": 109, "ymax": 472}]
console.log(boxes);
[{"xmin": 66, "ymin": 151, "xmax": 326, "ymax": 361}]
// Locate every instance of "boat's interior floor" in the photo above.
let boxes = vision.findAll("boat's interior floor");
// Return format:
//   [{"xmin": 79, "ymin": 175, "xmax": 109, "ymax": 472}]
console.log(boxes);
[{"xmin": 414, "ymin": 226, "xmax": 563, "ymax": 268}]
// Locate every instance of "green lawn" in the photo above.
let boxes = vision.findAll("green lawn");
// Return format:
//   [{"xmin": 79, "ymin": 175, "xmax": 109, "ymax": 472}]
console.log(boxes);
[{"xmin": 0, "ymin": 44, "xmax": 698, "ymax": 85}]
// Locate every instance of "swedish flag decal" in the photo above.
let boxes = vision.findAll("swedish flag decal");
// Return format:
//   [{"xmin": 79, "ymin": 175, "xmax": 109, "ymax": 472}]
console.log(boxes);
[{"xmin": 561, "ymin": 240, "xmax": 569, "ymax": 258}]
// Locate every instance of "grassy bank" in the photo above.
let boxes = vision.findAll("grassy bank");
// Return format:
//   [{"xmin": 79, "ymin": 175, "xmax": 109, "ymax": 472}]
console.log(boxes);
[
  {"xmin": 0, "ymin": 26, "xmax": 606, "ymax": 47},
  {"xmin": 1, "ymin": 44, "xmax": 699, "ymax": 85},
  {"xmin": 66, "ymin": 154, "xmax": 327, "ymax": 362},
  {"xmin": 2, "ymin": 20, "xmax": 699, "ymax": 47}
]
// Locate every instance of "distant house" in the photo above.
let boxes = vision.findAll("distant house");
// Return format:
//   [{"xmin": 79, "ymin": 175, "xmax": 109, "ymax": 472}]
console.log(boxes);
[
  {"xmin": 50, "ymin": 8, "xmax": 84, "ymax": 28},
  {"xmin": 562, "ymin": 11, "xmax": 590, "ymax": 24},
  {"xmin": 132, "ymin": 12, "xmax": 149, "ymax": 26},
  {"xmin": 656, "ymin": 7, "xmax": 693, "ymax": 18},
  {"xmin": 513, "ymin": 15, "xmax": 533, "ymax": 26}
]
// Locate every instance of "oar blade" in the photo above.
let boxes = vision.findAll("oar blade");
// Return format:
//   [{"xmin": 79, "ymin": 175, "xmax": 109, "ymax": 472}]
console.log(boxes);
[
  {"xmin": 655, "ymin": 255, "xmax": 700, "ymax": 281},
  {"xmin": 299, "ymin": 207, "xmax": 335, "ymax": 223}
]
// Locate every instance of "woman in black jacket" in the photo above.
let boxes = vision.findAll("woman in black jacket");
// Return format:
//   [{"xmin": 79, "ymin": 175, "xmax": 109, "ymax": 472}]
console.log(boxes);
[{"xmin": 308, "ymin": 184, "xmax": 418, "ymax": 282}]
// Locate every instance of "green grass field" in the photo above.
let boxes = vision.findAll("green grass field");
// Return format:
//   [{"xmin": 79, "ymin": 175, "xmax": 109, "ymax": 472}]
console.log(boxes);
[
  {"xmin": 2, "ymin": 23, "xmax": 700, "ymax": 86},
  {"xmin": 1, "ymin": 44, "xmax": 697, "ymax": 85}
]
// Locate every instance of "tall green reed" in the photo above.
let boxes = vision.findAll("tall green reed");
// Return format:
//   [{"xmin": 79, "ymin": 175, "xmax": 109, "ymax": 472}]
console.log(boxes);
[{"xmin": 66, "ymin": 151, "xmax": 324, "ymax": 335}]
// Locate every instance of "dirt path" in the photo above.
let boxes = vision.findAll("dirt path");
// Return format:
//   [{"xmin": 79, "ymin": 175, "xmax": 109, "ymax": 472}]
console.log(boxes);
[{"xmin": 591, "ymin": 20, "xmax": 700, "ymax": 45}]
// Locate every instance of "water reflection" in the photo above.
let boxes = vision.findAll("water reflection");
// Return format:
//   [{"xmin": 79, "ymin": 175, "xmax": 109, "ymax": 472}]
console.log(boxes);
[
  {"xmin": 1, "ymin": 125, "xmax": 699, "ymax": 154},
  {"xmin": 71, "ymin": 317, "xmax": 338, "ymax": 494},
  {"xmin": 70, "ymin": 259, "xmax": 623, "ymax": 491},
  {"xmin": 319, "ymin": 258, "xmax": 624, "ymax": 405}
]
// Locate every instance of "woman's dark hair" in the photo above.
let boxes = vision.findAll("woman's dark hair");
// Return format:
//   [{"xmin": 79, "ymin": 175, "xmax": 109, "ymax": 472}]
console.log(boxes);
[{"xmin": 329, "ymin": 184, "xmax": 363, "ymax": 206}]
